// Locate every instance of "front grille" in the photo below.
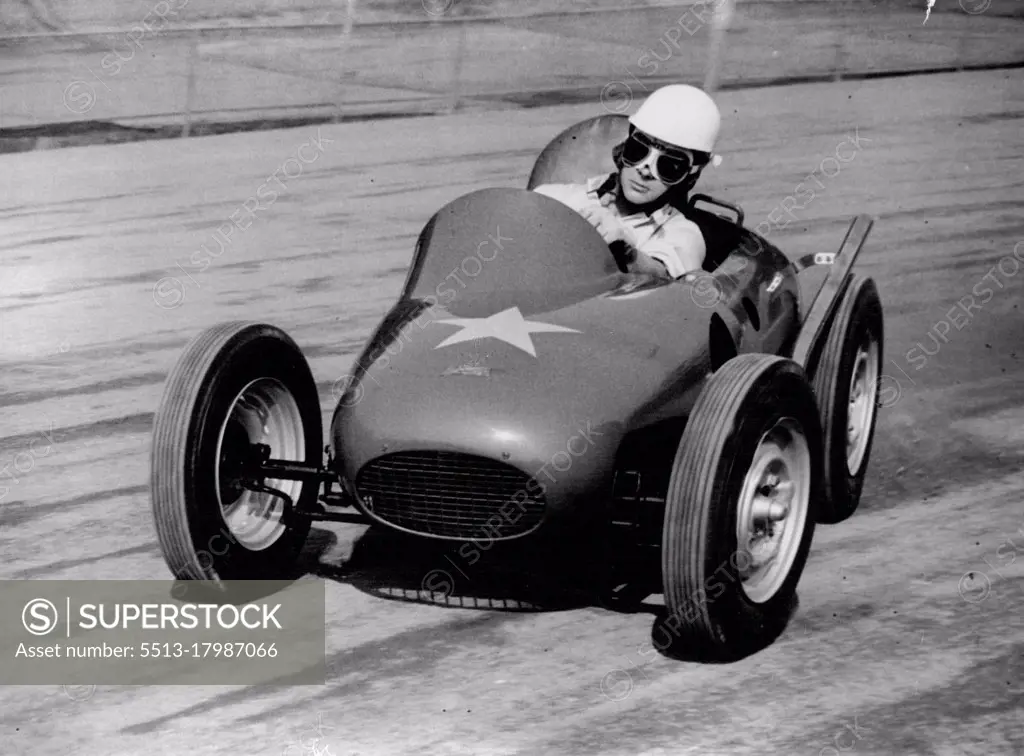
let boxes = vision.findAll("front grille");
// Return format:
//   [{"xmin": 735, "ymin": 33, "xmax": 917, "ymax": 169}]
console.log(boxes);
[{"xmin": 355, "ymin": 451, "xmax": 546, "ymax": 539}]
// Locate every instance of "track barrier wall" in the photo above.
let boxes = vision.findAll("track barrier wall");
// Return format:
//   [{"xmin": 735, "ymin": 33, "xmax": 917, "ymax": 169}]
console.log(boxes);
[{"xmin": 0, "ymin": 0, "xmax": 1021, "ymax": 151}]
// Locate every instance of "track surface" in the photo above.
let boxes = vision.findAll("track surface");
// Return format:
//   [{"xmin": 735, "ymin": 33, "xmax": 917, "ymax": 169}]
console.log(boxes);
[{"xmin": 1, "ymin": 70, "xmax": 1023, "ymax": 754}]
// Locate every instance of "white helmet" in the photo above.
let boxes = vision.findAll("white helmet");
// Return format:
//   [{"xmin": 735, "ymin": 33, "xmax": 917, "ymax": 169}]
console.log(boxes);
[{"xmin": 629, "ymin": 85, "xmax": 721, "ymax": 155}]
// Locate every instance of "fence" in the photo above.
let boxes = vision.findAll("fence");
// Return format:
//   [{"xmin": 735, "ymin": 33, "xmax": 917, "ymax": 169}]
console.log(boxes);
[{"xmin": 0, "ymin": 0, "xmax": 1021, "ymax": 148}]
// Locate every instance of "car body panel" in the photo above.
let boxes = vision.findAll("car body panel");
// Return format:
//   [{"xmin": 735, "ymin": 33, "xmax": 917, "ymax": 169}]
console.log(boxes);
[{"xmin": 329, "ymin": 187, "xmax": 801, "ymax": 538}]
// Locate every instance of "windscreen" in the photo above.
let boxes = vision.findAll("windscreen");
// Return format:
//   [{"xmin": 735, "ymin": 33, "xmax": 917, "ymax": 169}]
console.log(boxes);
[{"xmin": 402, "ymin": 188, "xmax": 621, "ymax": 315}]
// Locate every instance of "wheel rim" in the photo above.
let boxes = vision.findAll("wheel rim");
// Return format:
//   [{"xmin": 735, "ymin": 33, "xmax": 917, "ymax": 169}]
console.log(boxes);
[
  {"xmin": 846, "ymin": 333, "xmax": 879, "ymax": 476},
  {"xmin": 735, "ymin": 418, "xmax": 811, "ymax": 605},
  {"xmin": 214, "ymin": 378, "xmax": 305, "ymax": 551}
]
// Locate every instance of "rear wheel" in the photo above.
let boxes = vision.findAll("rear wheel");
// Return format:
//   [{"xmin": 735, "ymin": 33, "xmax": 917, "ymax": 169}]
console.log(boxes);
[
  {"xmin": 810, "ymin": 276, "xmax": 883, "ymax": 524},
  {"xmin": 150, "ymin": 322, "xmax": 323, "ymax": 580},
  {"xmin": 660, "ymin": 354, "xmax": 822, "ymax": 659}
]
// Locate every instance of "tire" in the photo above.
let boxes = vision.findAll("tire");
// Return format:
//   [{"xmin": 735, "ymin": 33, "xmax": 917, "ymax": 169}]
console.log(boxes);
[
  {"xmin": 660, "ymin": 354, "xmax": 823, "ymax": 659},
  {"xmin": 150, "ymin": 322, "xmax": 323, "ymax": 581},
  {"xmin": 810, "ymin": 276, "xmax": 883, "ymax": 524}
]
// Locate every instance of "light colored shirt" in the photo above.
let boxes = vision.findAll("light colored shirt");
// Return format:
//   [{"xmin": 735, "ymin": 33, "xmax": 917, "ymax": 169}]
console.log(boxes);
[{"xmin": 534, "ymin": 174, "xmax": 706, "ymax": 278}]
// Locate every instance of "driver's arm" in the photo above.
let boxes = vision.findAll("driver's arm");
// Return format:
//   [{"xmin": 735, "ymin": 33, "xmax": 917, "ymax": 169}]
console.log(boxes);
[
  {"xmin": 641, "ymin": 221, "xmax": 707, "ymax": 278},
  {"xmin": 619, "ymin": 246, "xmax": 671, "ymax": 277}
]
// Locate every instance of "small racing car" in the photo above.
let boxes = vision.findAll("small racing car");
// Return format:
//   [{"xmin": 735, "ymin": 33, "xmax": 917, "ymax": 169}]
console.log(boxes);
[{"xmin": 150, "ymin": 114, "xmax": 883, "ymax": 657}]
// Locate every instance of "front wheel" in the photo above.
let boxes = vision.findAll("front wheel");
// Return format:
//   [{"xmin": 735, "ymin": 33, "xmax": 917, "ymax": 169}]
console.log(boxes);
[
  {"xmin": 150, "ymin": 322, "xmax": 323, "ymax": 581},
  {"xmin": 660, "ymin": 354, "xmax": 823, "ymax": 659}
]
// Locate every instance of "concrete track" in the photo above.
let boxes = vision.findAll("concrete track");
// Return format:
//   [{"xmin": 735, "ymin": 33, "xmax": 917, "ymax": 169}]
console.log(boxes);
[{"xmin": 0, "ymin": 69, "xmax": 1022, "ymax": 754}]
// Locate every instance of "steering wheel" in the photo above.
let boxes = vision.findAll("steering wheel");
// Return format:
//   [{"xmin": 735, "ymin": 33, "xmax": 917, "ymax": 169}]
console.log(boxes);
[{"xmin": 608, "ymin": 240, "xmax": 637, "ymax": 272}]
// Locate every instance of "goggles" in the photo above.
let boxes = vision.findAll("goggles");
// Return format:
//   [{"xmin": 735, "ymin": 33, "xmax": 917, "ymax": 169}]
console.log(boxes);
[{"xmin": 620, "ymin": 131, "xmax": 704, "ymax": 186}]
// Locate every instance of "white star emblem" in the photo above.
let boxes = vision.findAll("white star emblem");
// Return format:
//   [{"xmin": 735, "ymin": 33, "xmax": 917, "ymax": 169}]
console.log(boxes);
[{"xmin": 433, "ymin": 306, "xmax": 580, "ymax": 358}]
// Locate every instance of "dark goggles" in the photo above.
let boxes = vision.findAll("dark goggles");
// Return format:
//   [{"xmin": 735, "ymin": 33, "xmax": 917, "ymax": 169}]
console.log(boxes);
[{"xmin": 620, "ymin": 131, "xmax": 702, "ymax": 186}]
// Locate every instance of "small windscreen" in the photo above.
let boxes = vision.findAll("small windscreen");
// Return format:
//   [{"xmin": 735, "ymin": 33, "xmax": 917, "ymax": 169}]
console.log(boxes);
[{"xmin": 403, "ymin": 188, "xmax": 622, "ymax": 315}]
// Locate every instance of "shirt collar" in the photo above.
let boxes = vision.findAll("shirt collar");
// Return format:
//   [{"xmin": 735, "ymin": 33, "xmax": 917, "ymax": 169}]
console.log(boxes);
[{"xmin": 585, "ymin": 174, "xmax": 610, "ymax": 195}]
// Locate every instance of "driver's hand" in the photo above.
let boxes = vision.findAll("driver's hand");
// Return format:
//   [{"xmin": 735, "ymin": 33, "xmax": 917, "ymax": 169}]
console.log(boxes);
[{"xmin": 580, "ymin": 206, "xmax": 640, "ymax": 249}]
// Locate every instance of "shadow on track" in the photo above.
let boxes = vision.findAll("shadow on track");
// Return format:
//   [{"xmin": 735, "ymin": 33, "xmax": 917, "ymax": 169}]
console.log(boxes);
[
  {"xmin": 305, "ymin": 524, "xmax": 597, "ymax": 612},
  {"xmin": 301, "ymin": 524, "xmax": 796, "ymax": 663}
]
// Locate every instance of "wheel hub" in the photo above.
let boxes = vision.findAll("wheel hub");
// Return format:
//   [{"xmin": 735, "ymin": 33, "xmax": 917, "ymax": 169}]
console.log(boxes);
[
  {"xmin": 735, "ymin": 418, "xmax": 811, "ymax": 604},
  {"xmin": 846, "ymin": 335, "xmax": 880, "ymax": 476},
  {"xmin": 753, "ymin": 471, "xmax": 793, "ymax": 522},
  {"xmin": 214, "ymin": 378, "xmax": 306, "ymax": 551}
]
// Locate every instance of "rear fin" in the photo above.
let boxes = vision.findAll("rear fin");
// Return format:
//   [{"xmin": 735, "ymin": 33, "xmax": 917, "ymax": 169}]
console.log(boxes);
[{"xmin": 790, "ymin": 214, "xmax": 874, "ymax": 369}]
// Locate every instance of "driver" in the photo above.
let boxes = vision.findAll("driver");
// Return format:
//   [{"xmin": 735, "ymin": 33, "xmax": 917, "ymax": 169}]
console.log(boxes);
[{"xmin": 534, "ymin": 84, "xmax": 721, "ymax": 279}]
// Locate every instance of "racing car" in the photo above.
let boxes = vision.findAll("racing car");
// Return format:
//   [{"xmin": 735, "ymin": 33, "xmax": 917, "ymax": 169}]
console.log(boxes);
[{"xmin": 150, "ymin": 113, "xmax": 883, "ymax": 658}]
